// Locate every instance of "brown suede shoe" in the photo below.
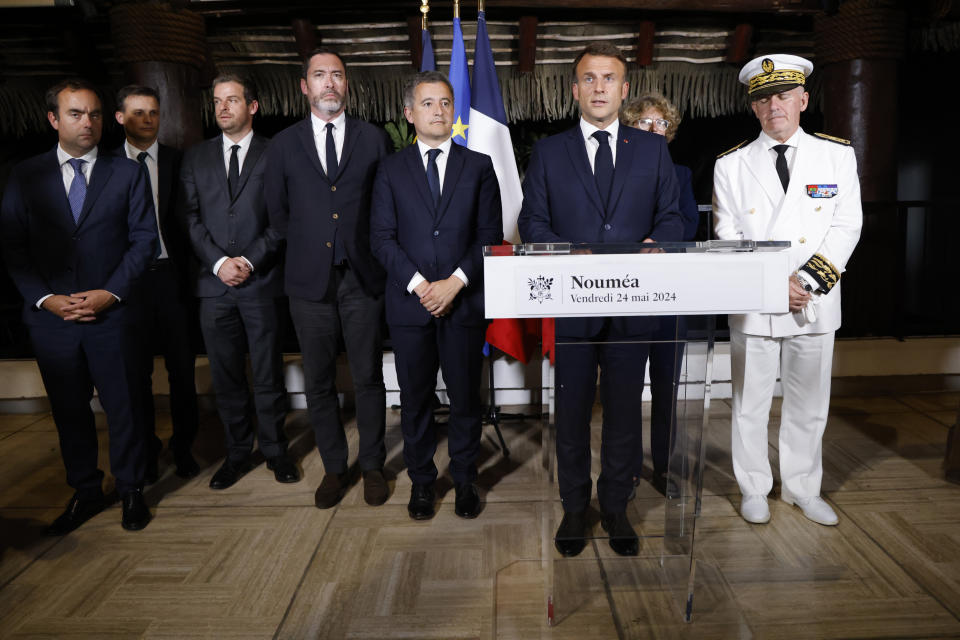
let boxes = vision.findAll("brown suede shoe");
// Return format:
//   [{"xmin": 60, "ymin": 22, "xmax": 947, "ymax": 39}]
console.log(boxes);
[
  {"xmin": 362, "ymin": 469, "xmax": 389, "ymax": 506},
  {"xmin": 314, "ymin": 472, "xmax": 348, "ymax": 509}
]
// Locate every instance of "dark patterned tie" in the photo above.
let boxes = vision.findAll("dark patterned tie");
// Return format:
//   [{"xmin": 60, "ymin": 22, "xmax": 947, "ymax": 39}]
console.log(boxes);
[
  {"xmin": 136, "ymin": 151, "xmax": 154, "ymax": 203},
  {"xmin": 228, "ymin": 144, "xmax": 240, "ymax": 199},
  {"xmin": 426, "ymin": 148, "xmax": 442, "ymax": 208},
  {"xmin": 325, "ymin": 122, "xmax": 338, "ymax": 182},
  {"xmin": 67, "ymin": 158, "xmax": 87, "ymax": 223},
  {"xmin": 773, "ymin": 144, "xmax": 790, "ymax": 193},
  {"xmin": 592, "ymin": 130, "xmax": 613, "ymax": 206}
]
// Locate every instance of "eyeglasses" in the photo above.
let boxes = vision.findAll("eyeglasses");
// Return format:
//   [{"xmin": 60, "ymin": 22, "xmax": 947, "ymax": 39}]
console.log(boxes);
[{"xmin": 636, "ymin": 117, "xmax": 670, "ymax": 131}]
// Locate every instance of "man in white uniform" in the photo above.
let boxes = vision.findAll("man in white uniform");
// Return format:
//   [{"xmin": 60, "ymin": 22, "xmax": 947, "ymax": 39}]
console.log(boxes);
[{"xmin": 713, "ymin": 54, "xmax": 862, "ymax": 526}]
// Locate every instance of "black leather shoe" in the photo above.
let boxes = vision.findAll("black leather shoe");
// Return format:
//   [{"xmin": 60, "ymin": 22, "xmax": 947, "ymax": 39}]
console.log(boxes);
[
  {"xmin": 121, "ymin": 489, "xmax": 152, "ymax": 531},
  {"xmin": 651, "ymin": 472, "xmax": 680, "ymax": 499},
  {"xmin": 173, "ymin": 449, "xmax": 201, "ymax": 479},
  {"xmin": 601, "ymin": 511, "xmax": 639, "ymax": 556},
  {"xmin": 144, "ymin": 455, "xmax": 160, "ymax": 485},
  {"xmin": 407, "ymin": 483, "xmax": 435, "ymax": 520},
  {"xmin": 554, "ymin": 510, "xmax": 588, "ymax": 557},
  {"xmin": 209, "ymin": 458, "xmax": 251, "ymax": 490},
  {"xmin": 454, "ymin": 482, "xmax": 481, "ymax": 519},
  {"xmin": 266, "ymin": 455, "xmax": 300, "ymax": 484},
  {"xmin": 362, "ymin": 469, "xmax": 389, "ymax": 506},
  {"xmin": 44, "ymin": 492, "xmax": 106, "ymax": 536}
]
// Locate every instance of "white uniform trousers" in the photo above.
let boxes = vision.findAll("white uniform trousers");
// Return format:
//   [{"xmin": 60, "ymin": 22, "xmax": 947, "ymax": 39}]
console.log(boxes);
[{"xmin": 730, "ymin": 329, "xmax": 835, "ymax": 498}]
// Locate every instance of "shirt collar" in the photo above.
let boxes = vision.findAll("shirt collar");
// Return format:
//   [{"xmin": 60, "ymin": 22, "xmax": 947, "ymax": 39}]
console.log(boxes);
[
  {"xmin": 311, "ymin": 111, "xmax": 346, "ymax": 136},
  {"xmin": 57, "ymin": 144, "xmax": 98, "ymax": 167},
  {"xmin": 759, "ymin": 127, "xmax": 802, "ymax": 150},
  {"xmin": 222, "ymin": 129, "xmax": 254, "ymax": 155},
  {"xmin": 416, "ymin": 136, "xmax": 452, "ymax": 159},
  {"xmin": 124, "ymin": 139, "xmax": 159, "ymax": 162},
  {"xmin": 579, "ymin": 117, "xmax": 619, "ymax": 144}
]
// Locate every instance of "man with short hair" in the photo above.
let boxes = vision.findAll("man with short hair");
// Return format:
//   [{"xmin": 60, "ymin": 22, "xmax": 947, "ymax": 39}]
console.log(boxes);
[
  {"xmin": 181, "ymin": 74, "xmax": 297, "ymax": 490},
  {"xmin": 713, "ymin": 54, "xmax": 862, "ymax": 527},
  {"xmin": 0, "ymin": 78, "xmax": 158, "ymax": 533},
  {"xmin": 518, "ymin": 43, "xmax": 683, "ymax": 557},
  {"xmin": 265, "ymin": 48, "xmax": 391, "ymax": 509},
  {"xmin": 371, "ymin": 70, "xmax": 502, "ymax": 521},
  {"xmin": 114, "ymin": 84, "xmax": 200, "ymax": 482}
]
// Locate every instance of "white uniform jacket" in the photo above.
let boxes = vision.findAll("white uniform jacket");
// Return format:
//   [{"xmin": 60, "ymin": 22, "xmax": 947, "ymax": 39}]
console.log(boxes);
[{"xmin": 713, "ymin": 127, "xmax": 862, "ymax": 337}]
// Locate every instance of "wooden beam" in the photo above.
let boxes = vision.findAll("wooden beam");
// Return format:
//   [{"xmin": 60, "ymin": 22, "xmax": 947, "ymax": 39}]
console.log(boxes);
[
  {"xmin": 635, "ymin": 20, "xmax": 655, "ymax": 67},
  {"xmin": 485, "ymin": 0, "xmax": 822, "ymax": 12},
  {"xmin": 291, "ymin": 18, "xmax": 317, "ymax": 61},
  {"xmin": 725, "ymin": 23, "xmax": 753, "ymax": 64},
  {"xmin": 407, "ymin": 15, "xmax": 422, "ymax": 69},
  {"xmin": 518, "ymin": 15, "xmax": 537, "ymax": 73}
]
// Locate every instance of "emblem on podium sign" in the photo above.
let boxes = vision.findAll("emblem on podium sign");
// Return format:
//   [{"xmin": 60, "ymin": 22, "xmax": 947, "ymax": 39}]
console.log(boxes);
[{"xmin": 527, "ymin": 275, "xmax": 554, "ymax": 303}]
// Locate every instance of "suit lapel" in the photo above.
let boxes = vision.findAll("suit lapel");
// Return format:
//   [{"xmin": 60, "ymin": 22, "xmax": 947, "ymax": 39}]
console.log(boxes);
[
  {"xmin": 403, "ymin": 144, "xmax": 436, "ymax": 214},
  {"xmin": 207, "ymin": 138, "xmax": 231, "ymax": 203},
  {"xmin": 296, "ymin": 117, "xmax": 329, "ymax": 182},
  {"xmin": 435, "ymin": 143, "xmax": 466, "ymax": 224},
  {"xmin": 767, "ymin": 131, "xmax": 815, "ymax": 237},
  {"xmin": 44, "ymin": 148, "xmax": 76, "ymax": 228},
  {"xmin": 76, "ymin": 153, "xmax": 113, "ymax": 228},
  {"xmin": 157, "ymin": 144, "xmax": 173, "ymax": 222},
  {"xmin": 337, "ymin": 116, "xmax": 360, "ymax": 182},
  {"xmin": 743, "ymin": 139, "xmax": 784, "ymax": 209},
  {"xmin": 231, "ymin": 134, "xmax": 265, "ymax": 203},
  {"xmin": 606, "ymin": 130, "xmax": 633, "ymax": 215},
  {"xmin": 563, "ymin": 127, "xmax": 604, "ymax": 219}
]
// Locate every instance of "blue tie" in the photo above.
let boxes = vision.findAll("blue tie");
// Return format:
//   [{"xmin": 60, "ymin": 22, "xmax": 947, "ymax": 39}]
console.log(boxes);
[
  {"xmin": 426, "ymin": 148, "xmax": 441, "ymax": 208},
  {"xmin": 592, "ymin": 130, "xmax": 613, "ymax": 207},
  {"xmin": 67, "ymin": 158, "xmax": 87, "ymax": 223}
]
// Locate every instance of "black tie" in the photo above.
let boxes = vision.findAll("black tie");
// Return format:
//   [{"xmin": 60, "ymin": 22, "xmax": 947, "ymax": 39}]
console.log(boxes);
[
  {"xmin": 136, "ymin": 151, "xmax": 153, "ymax": 196},
  {"xmin": 325, "ymin": 122, "xmax": 338, "ymax": 182},
  {"xmin": 773, "ymin": 144, "xmax": 790, "ymax": 193},
  {"xmin": 228, "ymin": 144, "xmax": 240, "ymax": 199},
  {"xmin": 426, "ymin": 148, "xmax": 441, "ymax": 208},
  {"xmin": 592, "ymin": 130, "xmax": 613, "ymax": 206}
]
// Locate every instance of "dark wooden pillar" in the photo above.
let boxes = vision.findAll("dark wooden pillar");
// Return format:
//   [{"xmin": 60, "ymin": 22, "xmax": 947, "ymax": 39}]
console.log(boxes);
[
  {"xmin": 814, "ymin": 0, "xmax": 906, "ymax": 202},
  {"xmin": 110, "ymin": 3, "xmax": 207, "ymax": 150}
]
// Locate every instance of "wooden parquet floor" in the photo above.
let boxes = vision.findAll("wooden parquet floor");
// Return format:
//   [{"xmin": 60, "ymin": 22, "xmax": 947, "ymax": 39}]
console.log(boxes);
[{"xmin": 0, "ymin": 390, "xmax": 959, "ymax": 639}]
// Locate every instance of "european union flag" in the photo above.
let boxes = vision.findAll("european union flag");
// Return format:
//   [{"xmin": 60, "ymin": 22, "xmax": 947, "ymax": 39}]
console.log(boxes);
[{"xmin": 448, "ymin": 15, "xmax": 470, "ymax": 146}]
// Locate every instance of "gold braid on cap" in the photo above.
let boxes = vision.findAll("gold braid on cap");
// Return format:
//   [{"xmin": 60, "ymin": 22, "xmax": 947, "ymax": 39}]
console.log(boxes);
[
  {"xmin": 748, "ymin": 69, "xmax": 806, "ymax": 95},
  {"xmin": 799, "ymin": 253, "xmax": 841, "ymax": 294}
]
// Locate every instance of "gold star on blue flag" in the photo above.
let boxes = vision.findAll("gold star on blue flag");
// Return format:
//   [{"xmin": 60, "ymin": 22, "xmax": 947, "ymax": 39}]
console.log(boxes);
[{"xmin": 448, "ymin": 14, "xmax": 470, "ymax": 146}]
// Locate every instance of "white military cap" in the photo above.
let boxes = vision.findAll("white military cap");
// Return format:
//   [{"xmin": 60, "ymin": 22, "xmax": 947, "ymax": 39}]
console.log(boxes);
[{"xmin": 738, "ymin": 54, "xmax": 813, "ymax": 97}]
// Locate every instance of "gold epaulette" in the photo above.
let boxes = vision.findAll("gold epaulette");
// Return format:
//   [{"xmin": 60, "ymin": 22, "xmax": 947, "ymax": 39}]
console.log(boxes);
[
  {"xmin": 814, "ymin": 132, "xmax": 851, "ymax": 146},
  {"xmin": 717, "ymin": 140, "xmax": 748, "ymax": 159}
]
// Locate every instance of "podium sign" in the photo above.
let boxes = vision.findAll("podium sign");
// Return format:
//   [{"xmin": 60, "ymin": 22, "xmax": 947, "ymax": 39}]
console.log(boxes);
[{"xmin": 484, "ymin": 242, "xmax": 791, "ymax": 319}]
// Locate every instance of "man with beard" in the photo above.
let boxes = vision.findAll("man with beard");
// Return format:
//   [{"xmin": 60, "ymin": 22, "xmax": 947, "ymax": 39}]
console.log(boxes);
[
  {"xmin": 265, "ymin": 49, "xmax": 391, "ymax": 508},
  {"xmin": 181, "ymin": 74, "xmax": 298, "ymax": 490}
]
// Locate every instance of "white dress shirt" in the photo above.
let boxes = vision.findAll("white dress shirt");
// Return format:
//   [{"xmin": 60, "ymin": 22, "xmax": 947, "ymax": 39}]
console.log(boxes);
[
  {"xmin": 579, "ymin": 117, "xmax": 620, "ymax": 171},
  {"xmin": 311, "ymin": 111, "xmax": 346, "ymax": 173},
  {"xmin": 123, "ymin": 139, "xmax": 168, "ymax": 259},
  {"xmin": 214, "ymin": 130, "xmax": 256, "ymax": 277},
  {"xmin": 406, "ymin": 137, "xmax": 468, "ymax": 294}
]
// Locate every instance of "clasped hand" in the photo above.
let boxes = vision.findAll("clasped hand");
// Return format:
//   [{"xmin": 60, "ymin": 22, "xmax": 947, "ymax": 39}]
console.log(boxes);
[
  {"xmin": 788, "ymin": 277, "xmax": 811, "ymax": 312},
  {"xmin": 43, "ymin": 290, "xmax": 116, "ymax": 322},
  {"xmin": 414, "ymin": 276, "xmax": 465, "ymax": 318},
  {"xmin": 217, "ymin": 257, "xmax": 252, "ymax": 287}
]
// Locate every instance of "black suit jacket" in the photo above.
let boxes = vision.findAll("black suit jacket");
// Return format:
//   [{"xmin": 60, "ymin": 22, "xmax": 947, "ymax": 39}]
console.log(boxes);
[
  {"xmin": 180, "ymin": 133, "xmax": 282, "ymax": 298},
  {"xmin": 0, "ymin": 148, "xmax": 158, "ymax": 328},
  {"xmin": 370, "ymin": 142, "xmax": 503, "ymax": 327},
  {"xmin": 265, "ymin": 116, "xmax": 390, "ymax": 300}
]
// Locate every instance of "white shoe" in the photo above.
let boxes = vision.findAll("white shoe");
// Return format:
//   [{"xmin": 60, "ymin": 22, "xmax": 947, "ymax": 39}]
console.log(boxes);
[
  {"xmin": 781, "ymin": 489, "xmax": 839, "ymax": 526},
  {"xmin": 740, "ymin": 495, "xmax": 770, "ymax": 524}
]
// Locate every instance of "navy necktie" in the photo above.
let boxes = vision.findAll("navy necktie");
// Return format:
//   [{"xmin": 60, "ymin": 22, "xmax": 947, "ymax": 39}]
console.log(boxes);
[
  {"xmin": 592, "ymin": 130, "xmax": 613, "ymax": 206},
  {"xmin": 67, "ymin": 158, "xmax": 87, "ymax": 223},
  {"xmin": 228, "ymin": 144, "xmax": 240, "ymax": 199},
  {"xmin": 426, "ymin": 148, "xmax": 442, "ymax": 208},
  {"xmin": 325, "ymin": 122, "xmax": 338, "ymax": 182},
  {"xmin": 773, "ymin": 144, "xmax": 790, "ymax": 193},
  {"xmin": 136, "ymin": 151, "xmax": 154, "ymax": 202}
]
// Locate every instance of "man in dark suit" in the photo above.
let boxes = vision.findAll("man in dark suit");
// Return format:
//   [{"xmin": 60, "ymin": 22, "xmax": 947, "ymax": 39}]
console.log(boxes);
[
  {"xmin": 371, "ymin": 71, "xmax": 503, "ymax": 521},
  {"xmin": 265, "ymin": 49, "xmax": 390, "ymax": 509},
  {"xmin": 518, "ymin": 43, "xmax": 683, "ymax": 557},
  {"xmin": 114, "ymin": 84, "xmax": 200, "ymax": 483},
  {"xmin": 0, "ymin": 78, "xmax": 157, "ymax": 533},
  {"xmin": 180, "ymin": 74, "xmax": 298, "ymax": 489}
]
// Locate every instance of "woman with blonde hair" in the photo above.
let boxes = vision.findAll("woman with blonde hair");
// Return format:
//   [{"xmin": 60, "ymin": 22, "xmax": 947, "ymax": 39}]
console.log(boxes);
[{"xmin": 621, "ymin": 93, "xmax": 698, "ymax": 497}]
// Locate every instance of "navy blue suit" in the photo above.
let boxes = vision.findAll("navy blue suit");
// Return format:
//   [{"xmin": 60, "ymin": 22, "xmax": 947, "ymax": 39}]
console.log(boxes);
[
  {"xmin": 0, "ymin": 148, "xmax": 158, "ymax": 495},
  {"xmin": 518, "ymin": 123, "xmax": 683, "ymax": 513},
  {"xmin": 371, "ymin": 142, "xmax": 502, "ymax": 485}
]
